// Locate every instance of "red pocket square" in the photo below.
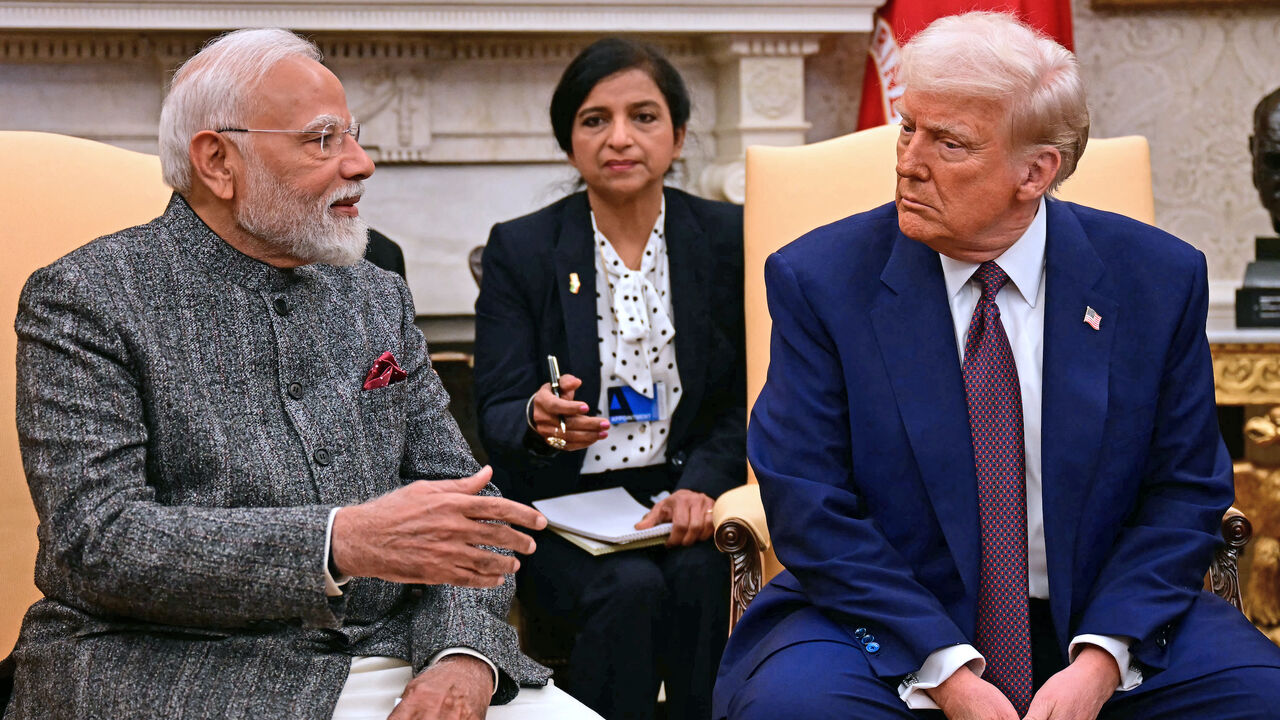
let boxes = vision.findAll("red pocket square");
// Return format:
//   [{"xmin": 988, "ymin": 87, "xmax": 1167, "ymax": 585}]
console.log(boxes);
[{"xmin": 363, "ymin": 351, "xmax": 407, "ymax": 390}]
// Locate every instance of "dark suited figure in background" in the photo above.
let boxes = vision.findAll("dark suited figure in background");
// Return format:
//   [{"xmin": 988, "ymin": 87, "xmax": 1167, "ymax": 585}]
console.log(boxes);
[
  {"xmin": 714, "ymin": 12, "xmax": 1280, "ymax": 720},
  {"xmin": 6, "ymin": 28, "xmax": 554, "ymax": 719},
  {"xmin": 1252, "ymin": 88, "xmax": 1280, "ymax": 234},
  {"xmin": 365, "ymin": 227, "xmax": 407, "ymax": 278},
  {"xmin": 474, "ymin": 38, "xmax": 743, "ymax": 720}
]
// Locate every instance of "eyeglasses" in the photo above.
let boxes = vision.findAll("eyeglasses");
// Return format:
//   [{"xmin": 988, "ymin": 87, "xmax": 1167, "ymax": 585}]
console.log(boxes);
[{"xmin": 216, "ymin": 122, "xmax": 361, "ymax": 157}]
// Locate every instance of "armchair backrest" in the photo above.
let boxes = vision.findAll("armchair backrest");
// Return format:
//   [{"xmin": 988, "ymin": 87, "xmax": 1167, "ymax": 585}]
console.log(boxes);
[
  {"xmin": 743, "ymin": 127, "xmax": 1155, "ymax": 444},
  {"xmin": 0, "ymin": 131, "xmax": 171, "ymax": 655}
]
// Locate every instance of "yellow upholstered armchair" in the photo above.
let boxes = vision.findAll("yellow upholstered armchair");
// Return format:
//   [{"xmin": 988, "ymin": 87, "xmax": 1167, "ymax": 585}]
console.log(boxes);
[
  {"xmin": 0, "ymin": 131, "xmax": 172, "ymax": 657},
  {"xmin": 711, "ymin": 125, "xmax": 1251, "ymax": 630}
]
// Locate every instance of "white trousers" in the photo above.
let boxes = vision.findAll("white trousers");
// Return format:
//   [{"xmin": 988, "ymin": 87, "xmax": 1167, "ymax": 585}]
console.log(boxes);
[{"xmin": 331, "ymin": 656, "xmax": 602, "ymax": 720}]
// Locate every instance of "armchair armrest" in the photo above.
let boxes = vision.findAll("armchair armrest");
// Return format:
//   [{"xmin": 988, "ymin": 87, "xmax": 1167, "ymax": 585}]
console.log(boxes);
[
  {"xmin": 713, "ymin": 484, "xmax": 771, "ymax": 553},
  {"xmin": 714, "ymin": 488, "xmax": 1252, "ymax": 634},
  {"xmin": 714, "ymin": 484, "xmax": 781, "ymax": 630},
  {"xmin": 1209, "ymin": 506, "xmax": 1251, "ymax": 613}
]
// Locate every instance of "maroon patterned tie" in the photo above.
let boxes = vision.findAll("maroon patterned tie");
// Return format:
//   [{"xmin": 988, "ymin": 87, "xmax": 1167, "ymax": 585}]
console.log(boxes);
[{"xmin": 962, "ymin": 261, "xmax": 1033, "ymax": 714}]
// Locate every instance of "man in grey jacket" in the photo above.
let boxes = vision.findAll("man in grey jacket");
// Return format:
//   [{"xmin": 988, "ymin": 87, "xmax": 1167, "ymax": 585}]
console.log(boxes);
[{"xmin": 7, "ymin": 28, "xmax": 562, "ymax": 719}]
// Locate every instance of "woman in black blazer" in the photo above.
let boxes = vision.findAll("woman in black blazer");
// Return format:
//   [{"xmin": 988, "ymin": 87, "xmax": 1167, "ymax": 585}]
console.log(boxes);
[{"xmin": 473, "ymin": 38, "xmax": 744, "ymax": 720}]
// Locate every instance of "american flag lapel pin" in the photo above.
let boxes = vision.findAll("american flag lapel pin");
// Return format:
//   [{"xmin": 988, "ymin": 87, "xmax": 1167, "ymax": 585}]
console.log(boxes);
[
  {"xmin": 1083, "ymin": 306, "xmax": 1102, "ymax": 331},
  {"xmin": 568, "ymin": 272, "xmax": 581, "ymax": 295}
]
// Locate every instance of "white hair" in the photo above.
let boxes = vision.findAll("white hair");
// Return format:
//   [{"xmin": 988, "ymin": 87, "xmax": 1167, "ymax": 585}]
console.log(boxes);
[
  {"xmin": 159, "ymin": 28, "xmax": 322, "ymax": 193},
  {"xmin": 900, "ymin": 12, "xmax": 1089, "ymax": 193}
]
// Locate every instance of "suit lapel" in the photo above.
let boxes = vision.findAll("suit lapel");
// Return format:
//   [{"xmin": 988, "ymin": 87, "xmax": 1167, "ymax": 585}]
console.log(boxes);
[
  {"xmin": 871, "ymin": 233, "xmax": 980, "ymax": 600},
  {"xmin": 664, "ymin": 189, "xmax": 710, "ymax": 444},
  {"xmin": 1039, "ymin": 198, "xmax": 1117, "ymax": 640},
  {"xmin": 554, "ymin": 193, "xmax": 602, "ymax": 412}
]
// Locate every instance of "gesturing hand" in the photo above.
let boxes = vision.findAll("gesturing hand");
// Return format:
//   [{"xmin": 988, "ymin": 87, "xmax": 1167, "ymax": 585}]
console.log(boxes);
[
  {"xmin": 529, "ymin": 374, "xmax": 609, "ymax": 451},
  {"xmin": 389, "ymin": 655, "xmax": 492, "ymax": 720},
  {"xmin": 926, "ymin": 667, "xmax": 1021, "ymax": 720},
  {"xmin": 634, "ymin": 489, "xmax": 714, "ymax": 547},
  {"xmin": 1022, "ymin": 645, "xmax": 1118, "ymax": 720},
  {"xmin": 331, "ymin": 466, "xmax": 547, "ymax": 587}
]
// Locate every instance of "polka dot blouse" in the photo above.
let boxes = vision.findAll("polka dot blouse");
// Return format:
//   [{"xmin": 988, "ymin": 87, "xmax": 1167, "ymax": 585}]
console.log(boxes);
[{"xmin": 581, "ymin": 200, "xmax": 682, "ymax": 474}]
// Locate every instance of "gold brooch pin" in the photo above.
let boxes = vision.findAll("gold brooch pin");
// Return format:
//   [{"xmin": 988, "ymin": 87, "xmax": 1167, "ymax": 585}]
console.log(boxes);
[{"xmin": 569, "ymin": 272, "xmax": 581, "ymax": 294}]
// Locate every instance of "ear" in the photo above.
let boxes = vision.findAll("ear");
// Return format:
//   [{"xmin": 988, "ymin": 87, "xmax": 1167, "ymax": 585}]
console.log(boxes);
[
  {"xmin": 188, "ymin": 130, "xmax": 240, "ymax": 201},
  {"xmin": 672, "ymin": 125, "xmax": 686, "ymax": 160},
  {"xmin": 1015, "ymin": 146, "xmax": 1062, "ymax": 201}
]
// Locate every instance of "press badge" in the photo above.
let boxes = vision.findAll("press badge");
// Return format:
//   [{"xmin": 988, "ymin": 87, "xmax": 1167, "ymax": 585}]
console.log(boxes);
[{"xmin": 607, "ymin": 382, "xmax": 665, "ymax": 424}]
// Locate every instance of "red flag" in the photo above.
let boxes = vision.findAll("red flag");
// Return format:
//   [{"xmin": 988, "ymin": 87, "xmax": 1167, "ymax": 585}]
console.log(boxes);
[{"xmin": 857, "ymin": 1, "xmax": 1073, "ymax": 130}]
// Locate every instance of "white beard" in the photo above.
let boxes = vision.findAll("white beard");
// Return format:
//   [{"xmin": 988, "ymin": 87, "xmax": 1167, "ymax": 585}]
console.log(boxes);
[{"xmin": 236, "ymin": 156, "xmax": 369, "ymax": 267}]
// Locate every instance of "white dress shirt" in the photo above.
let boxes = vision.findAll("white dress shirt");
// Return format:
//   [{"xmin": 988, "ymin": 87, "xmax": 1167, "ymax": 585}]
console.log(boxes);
[{"xmin": 898, "ymin": 198, "xmax": 1142, "ymax": 709}]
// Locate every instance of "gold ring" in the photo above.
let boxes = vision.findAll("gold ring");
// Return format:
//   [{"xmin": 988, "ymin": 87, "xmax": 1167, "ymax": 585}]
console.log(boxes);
[{"xmin": 546, "ymin": 435, "xmax": 567, "ymax": 450}]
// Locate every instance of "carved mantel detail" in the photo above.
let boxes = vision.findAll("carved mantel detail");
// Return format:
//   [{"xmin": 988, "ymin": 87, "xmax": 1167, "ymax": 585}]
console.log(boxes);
[
  {"xmin": 747, "ymin": 60, "xmax": 802, "ymax": 120},
  {"xmin": 359, "ymin": 66, "xmax": 433, "ymax": 162},
  {"xmin": 697, "ymin": 34, "xmax": 820, "ymax": 202}
]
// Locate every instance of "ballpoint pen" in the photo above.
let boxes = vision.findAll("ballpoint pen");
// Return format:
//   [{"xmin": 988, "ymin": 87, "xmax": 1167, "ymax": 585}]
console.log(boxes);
[{"xmin": 547, "ymin": 355, "xmax": 568, "ymax": 439}]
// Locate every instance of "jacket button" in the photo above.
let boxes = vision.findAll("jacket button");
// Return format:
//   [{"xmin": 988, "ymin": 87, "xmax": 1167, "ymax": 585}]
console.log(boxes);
[
  {"xmin": 1155, "ymin": 635, "xmax": 1167, "ymax": 648},
  {"xmin": 313, "ymin": 448, "xmax": 332, "ymax": 466},
  {"xmin": 860, "ymin": 634, "xmax": 876, "ymax": 646},
  {"xmin": 865, "ymin": 642, "xmax": 881, "ymax": 654},
  {"xmin": 273, "ymin": 297, "xmax": 290, "ymax": 316},
  {"xmin": 668, "ymin": 452, "xmax": 686, "ymax": 471},
  {"xmin": 853, "ymin": 627, "xmax": 867, "ymax": 638},
  {"xmin": 288, "ymin": 382, "xmax": 304, "ymax": 399}
]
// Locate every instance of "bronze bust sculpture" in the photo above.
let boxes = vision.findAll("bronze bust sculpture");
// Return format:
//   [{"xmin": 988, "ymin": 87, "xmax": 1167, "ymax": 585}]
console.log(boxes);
[
  {"xmin": 1237, "ymin": 89, "xmax": 1280, "ymax": 327},
  {"xmin": 1252, "ymin": 87, "xmax": 1280, "ymax": 234}
]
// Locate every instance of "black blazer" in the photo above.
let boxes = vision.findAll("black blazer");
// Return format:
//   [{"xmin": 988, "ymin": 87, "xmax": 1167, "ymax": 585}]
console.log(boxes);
[
  {"xmin": 474, "ymin": 187, "xmax": 746, "ymax": 505},
  {"xmin": 364, "ymin": 228, "xmax": 406, "ymax": 279}
]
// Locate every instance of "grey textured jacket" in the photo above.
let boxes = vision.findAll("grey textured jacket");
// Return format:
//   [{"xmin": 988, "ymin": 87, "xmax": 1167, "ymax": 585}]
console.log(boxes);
[{"xmin": 7, "ymin": 195, "xmax": 549, "ymax": 718}]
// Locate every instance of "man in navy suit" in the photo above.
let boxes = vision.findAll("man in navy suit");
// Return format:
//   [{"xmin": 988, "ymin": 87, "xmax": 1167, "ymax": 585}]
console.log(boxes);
[{"xmin": 714, "ymin": 11, "xmax": 1280, "ymax": 720}]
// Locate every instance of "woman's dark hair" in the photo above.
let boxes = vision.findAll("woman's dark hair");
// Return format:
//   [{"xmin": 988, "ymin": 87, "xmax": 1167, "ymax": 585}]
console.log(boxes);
[{"xmin": 550, "ymin": 37, "xmax": 692, "ymax": 154}]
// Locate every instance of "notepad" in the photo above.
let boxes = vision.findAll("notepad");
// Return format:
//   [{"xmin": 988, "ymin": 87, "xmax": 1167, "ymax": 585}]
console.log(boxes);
[
  {"xmin": 533, "ymin": 487, "xmax": 672, "ymax": 544},
  {"xmin": 549, "ymin": 527, "xmax": 669, "ymax": 556}
]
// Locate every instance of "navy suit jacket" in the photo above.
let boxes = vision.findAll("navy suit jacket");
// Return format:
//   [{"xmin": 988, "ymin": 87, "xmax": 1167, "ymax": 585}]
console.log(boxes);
[
  {"xmin": 717, "ymin": 199, "xmax": 1278, "ymax": 708},
  {"xmin": 474, "ymin": 187, "xmax": 746, "ymax": 505}
]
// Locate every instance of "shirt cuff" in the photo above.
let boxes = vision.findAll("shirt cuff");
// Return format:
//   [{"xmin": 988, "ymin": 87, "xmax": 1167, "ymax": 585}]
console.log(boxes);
[
  {"xmin": 1070, "ymin": 634, "xmax": 1143, "ymax": 691},
  {"xmin": 323, "ymin": 507, "xmax": 352, "ymax": 597},
  {"xmin": 899, "ymin": 644, "xmax": 985, "ymax": 710},
  {"xmin": 429, "ymin": 648, "xmax": 500, "ymax": 696}
]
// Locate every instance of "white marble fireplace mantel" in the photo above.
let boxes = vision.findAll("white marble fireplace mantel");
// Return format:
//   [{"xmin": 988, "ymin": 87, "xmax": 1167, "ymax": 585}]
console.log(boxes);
[
  {"xmin": 1, "ymin": 1, "xmax": 878, "ymax": 33},
  {"xmin": 1, "ymin": 1, "xmax": 878, "ymax": 327}
]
